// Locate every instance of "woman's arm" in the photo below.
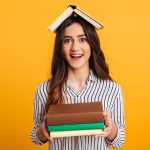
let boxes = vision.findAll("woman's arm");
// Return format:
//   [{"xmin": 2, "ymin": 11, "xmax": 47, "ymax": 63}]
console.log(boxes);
[
  {"xmin": 30, "ymin": 83, "xmax": 63, "ymax": 144},
  {"xmin": 105, "ymin": 85, "xmax": 125, "ymax": 148},
  {"xmin": 95, "ymin": 85, "xmax": 125, "ymax": 148},
  {"xmin": 30, "ymin": 85, "xmax": 48, "ymax": 145}
]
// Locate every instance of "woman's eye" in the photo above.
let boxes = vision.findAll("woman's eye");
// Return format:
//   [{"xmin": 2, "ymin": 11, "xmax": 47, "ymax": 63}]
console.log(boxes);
[
  {"xmin": 64, "ymin": 39, "xmax": 71, "ymax": 44},
  {"xmin": 80, "ymin": 38, "xmax": 87, "ymax": 42}
]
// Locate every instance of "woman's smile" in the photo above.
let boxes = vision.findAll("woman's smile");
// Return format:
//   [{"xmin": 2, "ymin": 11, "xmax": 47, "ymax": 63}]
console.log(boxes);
[{"xmin": 70, "ymin": 53, "xmax": 84, "ymax": 60}]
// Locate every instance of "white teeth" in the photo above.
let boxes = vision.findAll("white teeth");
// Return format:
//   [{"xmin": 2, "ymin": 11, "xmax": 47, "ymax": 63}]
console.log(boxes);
[{"xmin": 70, "ymin": 54, "xmax": 83, "ymax": 58}]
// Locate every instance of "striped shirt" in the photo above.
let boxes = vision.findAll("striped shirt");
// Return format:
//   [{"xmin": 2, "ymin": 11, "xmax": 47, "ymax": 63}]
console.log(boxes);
[{"xmin": 30, "ymin": 71, "xmax": 125, "ymax": 150}]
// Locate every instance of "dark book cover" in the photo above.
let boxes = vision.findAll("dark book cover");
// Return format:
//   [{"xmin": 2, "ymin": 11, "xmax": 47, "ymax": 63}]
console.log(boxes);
[{"xmin": 46, "ymin": 102, "xmax": 104, "ymax": 125}]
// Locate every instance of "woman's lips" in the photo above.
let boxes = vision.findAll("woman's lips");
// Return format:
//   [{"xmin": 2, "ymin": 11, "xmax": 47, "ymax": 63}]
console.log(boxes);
[{"xmin": 70, "ymin": 54, "xmax": 84, "ymax": 59}]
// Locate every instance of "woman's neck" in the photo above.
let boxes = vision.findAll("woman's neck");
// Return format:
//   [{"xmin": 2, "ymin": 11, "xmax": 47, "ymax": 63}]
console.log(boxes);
[{"xmin": 67, "ymin": 67, "xmax": 90, "ymax": 93}]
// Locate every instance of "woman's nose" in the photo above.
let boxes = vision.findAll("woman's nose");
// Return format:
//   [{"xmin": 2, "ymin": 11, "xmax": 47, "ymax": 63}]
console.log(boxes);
[{"xmin": 71, "ymin": 41, "xmax": 80, "ymax": 51}]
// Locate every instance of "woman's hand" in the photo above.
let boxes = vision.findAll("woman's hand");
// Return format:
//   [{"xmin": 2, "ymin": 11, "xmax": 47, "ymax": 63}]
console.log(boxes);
[
  {"xmin": 37, "ymin": 116, "xmax": 53, "ymax": 142},
  {"xmin": 94, "ymin": 111, "xmax": 117, "ymax": 142},
  {"xmin": 37, "ymin": 116, "xmax": 63, "ymax": 143}
]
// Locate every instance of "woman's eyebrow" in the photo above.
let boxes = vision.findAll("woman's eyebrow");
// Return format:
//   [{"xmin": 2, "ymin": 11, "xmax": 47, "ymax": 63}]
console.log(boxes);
[
  {"xmin": 77, "ymin": 34, "xmax": 86, "ymax": 37},
  {"xmin": 64, "ymin": 34, "xmax": 86, "ymax": 38},
  {"xmin": 64, "ymin": 36, "xmax": 72, "ymax": 38}
]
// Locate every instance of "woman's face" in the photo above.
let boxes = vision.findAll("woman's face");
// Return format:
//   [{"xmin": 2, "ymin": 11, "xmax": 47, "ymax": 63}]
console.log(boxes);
[{"xmin": 62, "ymin": 23, "xmax": 91, "ymax": 71}]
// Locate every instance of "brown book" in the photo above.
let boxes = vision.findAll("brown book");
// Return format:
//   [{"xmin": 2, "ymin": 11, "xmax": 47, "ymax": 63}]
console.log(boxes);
[{"xmin": 46, "ymin": 102, "xmax": 104, "ymax": 125}]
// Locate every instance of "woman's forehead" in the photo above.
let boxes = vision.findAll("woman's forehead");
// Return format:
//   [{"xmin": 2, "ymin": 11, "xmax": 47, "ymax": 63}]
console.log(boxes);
[{"xmin": 64, "ymin": 23, "xmax": 85, "ymax": 36}]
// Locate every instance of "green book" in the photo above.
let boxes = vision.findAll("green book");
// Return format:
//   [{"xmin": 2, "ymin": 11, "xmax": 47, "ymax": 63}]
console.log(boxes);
[{"xmin": 48, "ymin": 122, "xmax": 104, "ymax": 132}]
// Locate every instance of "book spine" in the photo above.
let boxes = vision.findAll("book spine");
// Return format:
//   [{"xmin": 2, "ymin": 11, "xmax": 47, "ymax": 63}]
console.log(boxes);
[
  {"xmin": 48, "ymin": 122, "xmax": 104, "ymax": 132},
  {"xmin": 46, "ymin": 112, "xmax": 104, "ymax": 125},
  {"xmin": 50, "ymin": 129, "xmax": 105, "ymax": 138}
]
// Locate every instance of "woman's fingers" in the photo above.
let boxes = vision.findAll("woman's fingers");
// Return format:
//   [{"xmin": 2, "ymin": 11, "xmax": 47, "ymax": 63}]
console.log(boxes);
[
  {"xmin": 42, "ymin": 116, "xmax": 53, "ymax": 141},
  {"xmin": 103, "ymin": 111, "xmax": 113, "ymax": 130},
  {"xmin": 94, "ymin": 131, "xmax": 109, "ymax": 137},
  {"xmin": 45, "ymin": 132, "xmax": 53, "ymax": 142},
  {"xmin": 104, "ymin": 127, "xmax": 111, "ymax": 132},
  {"xmin": 43, "ymin": 116, "xmax": 63, "ymax": 141},
  {"xmin": 93, "ymin": 111, "xmax": 113, "ymax": 138},
  {"xmin": 37, "ymin": 117, "xmax": 53, "ymax": 142}
]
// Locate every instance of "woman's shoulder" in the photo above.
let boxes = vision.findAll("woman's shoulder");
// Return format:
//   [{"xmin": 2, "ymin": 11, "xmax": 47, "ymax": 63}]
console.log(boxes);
[
  {"xmin": 105, "ymin": 79, "xmax": 121, "ymax": 87},
  {"xmin": 33, "ymin": 80, "xmax": 50, "ymax": 105},
  {"xmin": 97, "ymin": 78, "xmax": 122, "ymax": 93},
  {"xmin": 36, "ymin": 79, "xmax": 50, "ymax": 95},
  {"xmin": 91, "ymin": 71, "xmax": 122, "ymax": 91},
  {"xmin": 106, "ymin": 79, "xmax": 123, "ymax": 95}
]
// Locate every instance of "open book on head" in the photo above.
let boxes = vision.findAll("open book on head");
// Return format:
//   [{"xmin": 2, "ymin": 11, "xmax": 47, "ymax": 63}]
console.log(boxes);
[{"xmin": 48, "ymin": 5, "xmax": 104, "ymax": 32}]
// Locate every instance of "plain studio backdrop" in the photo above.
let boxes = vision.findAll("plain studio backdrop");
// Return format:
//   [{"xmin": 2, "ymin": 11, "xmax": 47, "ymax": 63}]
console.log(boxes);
[{"xmin": 0, "ymin": 0, "xmax": 150, "ymax": 150}]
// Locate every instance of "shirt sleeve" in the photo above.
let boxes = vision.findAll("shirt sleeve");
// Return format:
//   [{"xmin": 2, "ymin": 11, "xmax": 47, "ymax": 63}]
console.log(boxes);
[
  {"xmin": 30, "ymin": 85, "xmax": 46, "ymax": 145},
  {"xmin": 105, "ymin": 85, "xmax": 125, "ymax": 148}
]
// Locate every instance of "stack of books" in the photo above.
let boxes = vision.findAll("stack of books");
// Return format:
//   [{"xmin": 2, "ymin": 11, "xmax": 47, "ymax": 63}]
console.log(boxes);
[{"xmin": 46, "ymin": 102, "xmax": 105, "ymax": 138}]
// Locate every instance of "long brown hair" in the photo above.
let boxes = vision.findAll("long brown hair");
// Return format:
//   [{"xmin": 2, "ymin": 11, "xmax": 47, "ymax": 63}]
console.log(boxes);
[{"xmin": 46, "ymin": 15, "xmax": 113, "ymax": 112}]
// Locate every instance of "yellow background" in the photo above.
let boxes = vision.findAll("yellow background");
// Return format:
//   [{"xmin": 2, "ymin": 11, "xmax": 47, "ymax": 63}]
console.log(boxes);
[{"xmin": 0, "ymin": 0, "xmax": 150, "ymax": 150}]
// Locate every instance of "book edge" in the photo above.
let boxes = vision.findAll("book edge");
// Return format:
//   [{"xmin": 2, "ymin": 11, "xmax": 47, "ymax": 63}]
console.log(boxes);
[
  {"xmin": 50, "ymin": 129, "xmax": 105, "ymax": 138},
  {"xmin": 48, "ymin": 6, "xmax": 104, "ymax": 32},
  {"xmin": 48, "ymin": 6, "xmax": 74, "ymax": 32},
  {"xmin": 74, "ymin": 7, "xmax": 104, "ymax": 29}
]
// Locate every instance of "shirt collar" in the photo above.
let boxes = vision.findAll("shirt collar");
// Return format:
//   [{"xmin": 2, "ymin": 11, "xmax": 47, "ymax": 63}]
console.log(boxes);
[
  {"xmin": 88, "ymin": 70, "xmax": 96, "ymax": 82},
  {"xmin": 66, "ymin": 70, "xmax": 96, "ymax": 87}
]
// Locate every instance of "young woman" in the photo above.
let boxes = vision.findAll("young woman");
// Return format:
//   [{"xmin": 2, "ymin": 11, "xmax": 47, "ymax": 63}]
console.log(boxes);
[{"xmin": 30, "ymin": 15, "xmax": 125, "ymax": 150}]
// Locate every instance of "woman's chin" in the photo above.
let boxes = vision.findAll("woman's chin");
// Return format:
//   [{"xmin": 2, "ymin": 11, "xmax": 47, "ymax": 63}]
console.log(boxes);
[{"xmin": 68, "ymin": 64, "xmax": 89, "ymax": 71}]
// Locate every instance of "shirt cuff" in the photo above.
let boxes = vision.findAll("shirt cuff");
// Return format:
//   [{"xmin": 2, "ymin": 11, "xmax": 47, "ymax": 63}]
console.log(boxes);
[
  {"xmin": 105, "ymin": 127, "xmax": 120, "ymax": 147},
  {"xmin": 30, "ymin": 124, "xmax": 45, "ymax": 145}
]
